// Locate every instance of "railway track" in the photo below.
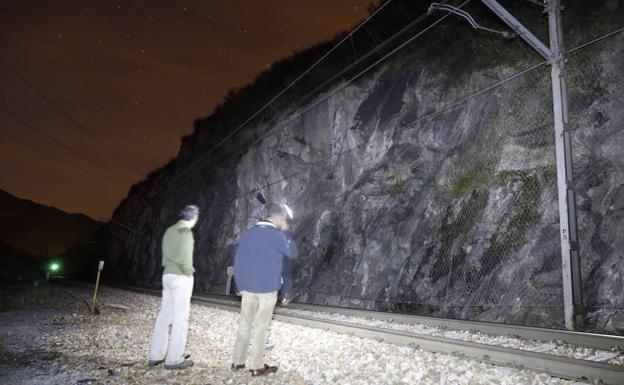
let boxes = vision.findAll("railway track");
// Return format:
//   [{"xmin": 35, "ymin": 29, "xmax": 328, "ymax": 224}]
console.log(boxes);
[
  {"xmin": 198, "ymin": 292, "xmax": 624, "ymax": 351},
  {"xmin": 113, "ymin": 284, "xmax": 624, "ymax": 385}
]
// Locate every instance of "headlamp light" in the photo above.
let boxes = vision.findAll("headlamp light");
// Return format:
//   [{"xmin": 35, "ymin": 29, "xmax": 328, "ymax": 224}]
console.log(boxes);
[{"xmin": 282, "ymin": 203, "xmax": 294, "ymax": 220}]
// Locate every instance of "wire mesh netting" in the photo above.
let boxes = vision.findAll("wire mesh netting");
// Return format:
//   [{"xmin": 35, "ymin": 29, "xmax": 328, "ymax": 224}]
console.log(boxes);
[
  {"xmin": 184, "ymin": 11, "xmax": 622, "ymax": 325},
  {"xmin": 204, "ymin": 62, "xmax": 565, "ymax": 324},
  {"xmin": 107, "ymin": 1, "xmax": 624, "ymax": 329},
  {"xmin": 210, "ymin": 35, "xmax": 621, "ymax": 327},
  {"xmin": 566, "ymin": 31, "xmax": 624, "ymax": 326}
]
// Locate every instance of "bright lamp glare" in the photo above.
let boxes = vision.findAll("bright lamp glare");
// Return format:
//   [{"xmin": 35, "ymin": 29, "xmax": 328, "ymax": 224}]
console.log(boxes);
[
  {"xmin": 282, "ymin": 204, "xmax": 294, "ymax": 219},
  {"xmin": 50, "ymin": 263, "xmax": 60, "ymax": 272}
]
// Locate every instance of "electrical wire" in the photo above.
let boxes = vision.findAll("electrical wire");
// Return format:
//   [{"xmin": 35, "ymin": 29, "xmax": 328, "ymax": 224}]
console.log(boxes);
[
  {"xmin": 403, "ymin": 59, "xmax": 549, "ymax": 128},
  {"xmin": 402, "ymin": 23, "xmax": 624, "ymax": 128},
  {"xmin": 0, "ymin": 57, "xmax": 146, "ymax": 177},
  {"xmin": 209, "ymin": 22, "xmax": 624, "ymax": 213},
  {"xmin": 118, "ymin": 17, "xmax": 624, "ymax": 312},
  {"xmin": 199, "ymin": 3, "xmax": 441, "ymax": 174},
  {"xmin": 187, "ymin": 2, "xmax": 453, "ymax": 197},
  {"xmin": 0, "ymin": 126, "xmax": 128, "ymax": 184},
  {"xmin": 125, "ymin": 12, "xmax": 623, "ymax": 228},
  {"xmin": 114, "ymin": 15, "xmax": 624, "ymax": 312},
  {"xmin": 288, "ymin": 6, "xmax": 439, "ymax": 113},
  {"xmin": 144, "ymin": 1, "xmax": 465, "ymax": 203},
  {"xmin": 0, "ymin": 106, "xmax": 135, "ymax": 183},
  {"xmin": 567, "ymin": 25, "xmax": 624, "ymax": 54},
  {"xmin": 158, "ymin": 1, "xmax": 396, "ymax": 188}
]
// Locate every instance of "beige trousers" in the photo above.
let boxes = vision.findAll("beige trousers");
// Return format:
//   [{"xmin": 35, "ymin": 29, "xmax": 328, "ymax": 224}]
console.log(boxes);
[{"xmin": 232, "ymin": 290, "xmax": 277, "ymax": 370}]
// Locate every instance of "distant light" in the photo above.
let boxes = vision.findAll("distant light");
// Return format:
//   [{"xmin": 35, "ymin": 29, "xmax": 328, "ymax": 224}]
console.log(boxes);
[{"xmin": 49, "ymin": 263, "xmax": 60, "ymax": 272}]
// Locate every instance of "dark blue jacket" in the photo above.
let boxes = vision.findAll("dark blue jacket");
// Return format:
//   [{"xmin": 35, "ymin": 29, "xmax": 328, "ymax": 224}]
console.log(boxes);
[{"xmin": 233, "ymin": 221, "xmax": 298, "ymax": 298}]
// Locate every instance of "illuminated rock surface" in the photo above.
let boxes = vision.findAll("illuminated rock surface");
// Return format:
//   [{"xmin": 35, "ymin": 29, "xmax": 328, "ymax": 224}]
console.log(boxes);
[{"xmin": 103, "ymin": 0, "xmax": 624, "ymax": 331}]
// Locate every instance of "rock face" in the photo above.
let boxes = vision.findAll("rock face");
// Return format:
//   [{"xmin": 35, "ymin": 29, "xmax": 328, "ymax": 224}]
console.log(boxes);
[{"xmin": 103, "ymin": 0, "xmax": 624, "ymax": 331}]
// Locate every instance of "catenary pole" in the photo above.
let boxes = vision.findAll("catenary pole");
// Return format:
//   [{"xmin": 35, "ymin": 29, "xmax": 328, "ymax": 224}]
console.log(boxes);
[
  {"xmin": 546, "ymin": 0, "xmax": 583, "ymax": 330},
  {"xmin": 479, "ymin": 0, "xmax": 582, "ymax": 329}
]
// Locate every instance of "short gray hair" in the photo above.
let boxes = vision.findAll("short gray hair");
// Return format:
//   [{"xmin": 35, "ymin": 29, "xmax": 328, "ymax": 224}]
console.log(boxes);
[{"xmin": 179, "ymin": 205, "xmax": 199, "ymax": 220}]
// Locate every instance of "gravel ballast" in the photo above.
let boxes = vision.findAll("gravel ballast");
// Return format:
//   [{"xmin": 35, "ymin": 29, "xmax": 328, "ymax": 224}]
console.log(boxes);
[
  {"xmin": 0, "ymin": 285, "xmax": 595, "ymax": 384},
  {"xmin": 277, "ymin": 308, "xmax": 624, "ymax": 366}
]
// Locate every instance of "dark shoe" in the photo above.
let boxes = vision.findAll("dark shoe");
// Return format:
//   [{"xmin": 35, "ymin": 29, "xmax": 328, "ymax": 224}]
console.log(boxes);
[
  {"xmin": 148, "ymin": 359, "xmax": 164, "ymax": 367},
  {"xmin": 164, "ymin": 359, "xmax": 194, "ymax": 370},
  {"xmin": 250, "ymin": 364, "xmax": 278, "ymax": 377},
  {"xmin": 231, "ymin": 363, "xmax": 245, "ymax": 371}
]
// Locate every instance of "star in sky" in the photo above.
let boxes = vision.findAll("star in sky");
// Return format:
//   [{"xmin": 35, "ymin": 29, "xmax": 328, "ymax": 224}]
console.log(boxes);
[{"xmin": 0, "ymin": 0, "xmax": 373, "ymax": 218}]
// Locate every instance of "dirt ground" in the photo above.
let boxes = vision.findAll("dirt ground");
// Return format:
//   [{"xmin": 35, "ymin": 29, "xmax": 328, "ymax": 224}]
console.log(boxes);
[
  {"xmin": 0, "ymin": 282, "xmax": 586, "ymax": 385},
  {"xmin": 0, "ymin": 282, "xmax": 305, "ymax": 385}
]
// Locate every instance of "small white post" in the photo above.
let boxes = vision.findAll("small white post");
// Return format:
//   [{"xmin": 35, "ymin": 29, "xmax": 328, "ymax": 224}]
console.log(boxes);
[
  {"xmin": 91, "ymin": 260, "xmax": 104, "ymax": 313},
  {"xmin": 225, "ymin": 266, "xmax": 234, "ymax": 295}
]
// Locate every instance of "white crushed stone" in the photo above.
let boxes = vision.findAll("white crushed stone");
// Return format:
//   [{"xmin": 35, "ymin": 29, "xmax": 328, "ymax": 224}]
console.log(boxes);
[
  {"xmin": 0, "ymin": 285, "xmax": 598, "ymax": 384},
  {"xmin": 278, "ymin": 307, "xmax": 624, "ymax": 366}
]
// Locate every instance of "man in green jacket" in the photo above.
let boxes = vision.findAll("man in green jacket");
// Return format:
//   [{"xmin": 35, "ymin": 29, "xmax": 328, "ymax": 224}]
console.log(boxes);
[{"xmin": 148, "ymin": 205, "xmax": 199, "ymax": 370}]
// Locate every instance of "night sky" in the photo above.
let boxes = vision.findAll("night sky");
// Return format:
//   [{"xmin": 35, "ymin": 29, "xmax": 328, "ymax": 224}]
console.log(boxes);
[{"xmin": 0, "ymin": 1, "xmax": 373, "ymax": 219}]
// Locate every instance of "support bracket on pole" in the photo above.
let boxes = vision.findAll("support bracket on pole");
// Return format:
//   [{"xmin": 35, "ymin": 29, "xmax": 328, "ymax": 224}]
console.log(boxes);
[
  {"xmin": 428, "ymin": 3, "xmax": 515, "ymax": 38},
  {"xmin": 480, "ymin": 0, "xmax": 554, "ymax": 61},
  {"xmin": 476, "ymin": 0, "xmax": 583, "ymax": 330}
]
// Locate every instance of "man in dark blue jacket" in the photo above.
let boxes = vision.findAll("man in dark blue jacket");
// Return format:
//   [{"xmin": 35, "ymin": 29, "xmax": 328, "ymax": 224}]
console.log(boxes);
[{"xmin": 231, "ymin": 203, "xmax": 298, "ymax": 377}]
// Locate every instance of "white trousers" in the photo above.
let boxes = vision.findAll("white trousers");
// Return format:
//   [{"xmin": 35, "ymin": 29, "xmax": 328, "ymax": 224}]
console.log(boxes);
[
  {"xmin": 148, "ymin": 273, "xmax": 193, "ymax": 365},
  {"xmin": 232, "ymin": 291, "xmax": 278, "ymax": 370}
]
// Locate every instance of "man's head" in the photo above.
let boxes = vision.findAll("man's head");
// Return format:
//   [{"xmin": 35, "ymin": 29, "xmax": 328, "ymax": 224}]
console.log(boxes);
[
  {"xmin": 179, "ymin": 205, "xmax": 199, "ymax": 228},
  {"xmin": 265, "ymin": 203, "xmax": 289, "ymax": 230}
]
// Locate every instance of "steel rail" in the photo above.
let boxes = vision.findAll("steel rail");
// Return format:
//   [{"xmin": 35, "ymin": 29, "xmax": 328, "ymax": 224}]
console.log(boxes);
[
  {"xmin": 190, "ymin": 291, "xmax": 624, "ymax": 351},
  {"xmin": 116, "ymin": 285, "xmax": 624, "ymax": 351},
  {"xmin": 273, "ymin": 313, "xmax": 624, "ymax": 385},
  {"xmin": 114, "ymin": 285, "xmax": 624, "ymax": 385},
  {"xmin": 281, "ymin": 301, "xmax": 624, "ymax": 352}
]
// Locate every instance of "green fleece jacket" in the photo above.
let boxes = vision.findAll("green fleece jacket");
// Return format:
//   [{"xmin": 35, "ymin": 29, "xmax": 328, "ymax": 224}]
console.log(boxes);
[{"xmin": 162, "ymin": 221, "xmax": 195, "ymax": 276}]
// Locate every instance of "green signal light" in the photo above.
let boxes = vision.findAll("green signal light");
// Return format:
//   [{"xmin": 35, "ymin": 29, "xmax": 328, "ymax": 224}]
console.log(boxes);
[{"xmin": 49, "ymin": 263, "xmax": 60, "ymax": 272}]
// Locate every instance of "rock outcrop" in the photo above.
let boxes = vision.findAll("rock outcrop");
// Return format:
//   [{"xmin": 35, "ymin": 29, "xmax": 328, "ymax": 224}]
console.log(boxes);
[{"xmin": 102, "ymin": 0, "xmax": 624, "ymax": 331}]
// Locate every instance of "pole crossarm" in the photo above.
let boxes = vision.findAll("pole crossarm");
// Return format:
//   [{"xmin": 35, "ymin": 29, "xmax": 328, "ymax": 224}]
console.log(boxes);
[
  {"xmin": 428, "ymin": 3, "xmax": 514, "ymax": 37},
  {"xmin": 480, "ymin": 0, "xmax": 553, "ymax": 60},
  {"xmin": 475, "ymin": 0, "xmax": 582, "ymax": 329}
]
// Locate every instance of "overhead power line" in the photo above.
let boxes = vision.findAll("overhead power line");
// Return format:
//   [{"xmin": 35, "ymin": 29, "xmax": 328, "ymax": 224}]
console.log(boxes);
[
  {"xmin": 403, "ymin": 60, "xmax": 549, "ymax": 127},
  {"xmin": 215, "ymin": 1, "xmax": 463, "ymax": 171},
  {"xmin": 428, "ymin": 2, "xmax": 515, "ymax": 38},
  {"xmin": 148, "ymin": 1, "xmax": 465, "ymax": 202},
  {"xmin": 277, "ymin": 1, "xmax": 471, "ymax": 131},
  {"xmin": 230, "ymin": 23, "xmax": 624, "ymax": 206},
  {"xmin": 160, "ymin": 0, "xmax": 395, "ymax": 187},
  {"xmin": 0, "ymin": 106, "xmax": 135, "ymax": 183},
  {"xmin": 404, "ymin": 23, "xmax": 624, "ymax": 128},
  {"xmin": 150, "ymin": 21, "xmax": 624, "ymax": 211},
  {"xmin": 130, "ymin": 8, "xmax": 623, "ymax": 213},
  {"xmin": 0, "ymin": 57, "xmax": 146, "ymax": 177},
  {"xmin": 567, "ymin": 25, "xmax": 624, "ymax": 54},
  {"xmin": 289, "ymin": 2, "xmax": 442, "ymax": 113},
  {"xmin": 0, "ymin": 125, "xmax": 128, "ymax": 184}
]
